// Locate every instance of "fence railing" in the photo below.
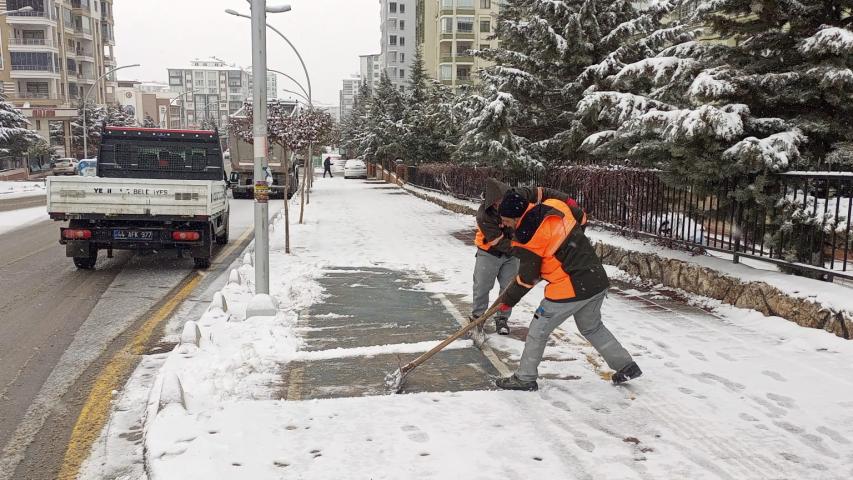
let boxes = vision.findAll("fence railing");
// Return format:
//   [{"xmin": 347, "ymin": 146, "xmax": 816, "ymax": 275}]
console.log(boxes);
[{"xmin": 395, "ymin": 163, "xmax": 853, "ymax": 281}]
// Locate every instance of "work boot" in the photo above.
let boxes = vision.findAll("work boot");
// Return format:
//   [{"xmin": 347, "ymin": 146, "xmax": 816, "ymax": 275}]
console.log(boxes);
[
  {"xmin": 468, "ymin": 314, "xmax": 486, "ymax": 344},
  {"xmin": 495, "ymin": 374, "xmax": 538, "ymax": 391},
  {"xmin": 612, "ymin": 362, "xmax": 643, "ymax": 385},
  {"xmin": 495, "ymin": 317, "xmax": 510, "ymax": 335}
]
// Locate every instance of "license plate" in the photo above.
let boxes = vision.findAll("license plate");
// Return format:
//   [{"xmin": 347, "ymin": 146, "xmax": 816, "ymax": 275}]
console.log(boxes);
[{"xmin": 113, "ymin": 230, "xmax": 154, "ymax": 240}]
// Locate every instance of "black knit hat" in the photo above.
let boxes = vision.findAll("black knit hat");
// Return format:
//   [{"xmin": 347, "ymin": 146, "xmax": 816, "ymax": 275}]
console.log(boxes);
[{"xmin": 499, "ymin": 191, "xmax": 528, "ymax": 218}]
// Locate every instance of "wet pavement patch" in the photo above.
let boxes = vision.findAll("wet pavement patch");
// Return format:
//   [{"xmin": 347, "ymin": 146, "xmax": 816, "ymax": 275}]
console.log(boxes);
[{"xmin": 282, "ymin": 267, "xmax": 498, "ymax": 399}]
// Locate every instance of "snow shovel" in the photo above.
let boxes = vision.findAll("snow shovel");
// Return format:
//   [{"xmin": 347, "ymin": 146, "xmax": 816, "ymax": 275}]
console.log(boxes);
[{"xmin": 385, "ymin": 296, "xmax": 505, "ymax": 394}]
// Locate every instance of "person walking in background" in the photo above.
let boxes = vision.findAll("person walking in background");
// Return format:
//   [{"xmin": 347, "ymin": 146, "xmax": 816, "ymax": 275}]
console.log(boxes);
[
  {"xmin": 472, "ymin": 178, "xmax": 579, "ymax": 336},
  {"xmin": 323, "ymin": 157, "xmax": 333, "ymax": 178},
  {"xmin": 492, "ymin": 190, "xmax": 641, "ymax": 391}
]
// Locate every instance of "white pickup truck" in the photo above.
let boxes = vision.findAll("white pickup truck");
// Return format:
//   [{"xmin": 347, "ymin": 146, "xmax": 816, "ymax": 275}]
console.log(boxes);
[{"xmin": 47, "ymin": 127, "xmax": 230, "ymax": 269}]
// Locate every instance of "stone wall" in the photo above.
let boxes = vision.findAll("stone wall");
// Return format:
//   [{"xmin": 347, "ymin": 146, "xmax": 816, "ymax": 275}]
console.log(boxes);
[
  {"xmin": 595, "ymin": 243, "xmax": 852, "ymax": 339},
  {"xmin": 382, "ymin": 173, "xmax": 853, "ymax": 340}
]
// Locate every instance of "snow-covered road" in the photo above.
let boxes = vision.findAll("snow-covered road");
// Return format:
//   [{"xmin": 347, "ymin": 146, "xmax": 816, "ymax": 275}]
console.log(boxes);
[{"xmin": 113, "ymin": 177, "xmax": 853, "ymax": 480}]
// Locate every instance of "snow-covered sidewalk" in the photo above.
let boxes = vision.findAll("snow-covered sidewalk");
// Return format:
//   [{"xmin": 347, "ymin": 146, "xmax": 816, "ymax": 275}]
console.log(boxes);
[{"xmin": 111, "ymin": 178, "xmax": 853, "ymax": 480}]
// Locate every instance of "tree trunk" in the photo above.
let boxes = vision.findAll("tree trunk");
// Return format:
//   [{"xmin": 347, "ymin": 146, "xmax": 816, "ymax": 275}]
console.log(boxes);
[
  {"xmin": 299, "ymin": 144, "xmax": 311, "ymax": 224},
  {"xmin": 284, "ymin": 154, "xmax": 292, "ymax": 254}
]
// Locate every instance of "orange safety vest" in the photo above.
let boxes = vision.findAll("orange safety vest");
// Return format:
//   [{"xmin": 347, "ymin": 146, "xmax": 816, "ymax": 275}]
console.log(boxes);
[
  {"xmin": 512, "ymin": 198, "xmax": 579, "ymax": 301},
  {"xmin": 475, "ymin": 227, "xmax": 504, "ymax": 251}
]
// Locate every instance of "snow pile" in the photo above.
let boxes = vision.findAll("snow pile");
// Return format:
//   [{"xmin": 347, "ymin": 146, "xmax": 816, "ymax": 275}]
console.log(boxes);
[
  {"xmin": 0, "ymin": 180, "xmax": 46, "ymax": 199},
  {"xmin": 0, "ymin": 206, "xmax": 47, "ymax": 235},
  {"xmin": 723, "ymin": 129, "xmax": 805, "ymax": 171}
]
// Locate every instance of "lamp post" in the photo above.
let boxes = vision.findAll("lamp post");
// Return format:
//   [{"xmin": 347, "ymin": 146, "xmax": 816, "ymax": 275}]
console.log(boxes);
[
  {"xmin": 0, "ymin": 6, "xmax": 33, "ymax": 15},
  {"xmin": 225, "ymin": 2, "xmax": 291, "ymax": 296},
  {"xmin": 168, "ymin": 89, "xmax": 197, "ymax": 128},
  {"xmin": 225, "ymin": 9, "xmax": 315, "ymax": 201},
  {"xmin": 81, "ymin": 64, "xmax": 140, "ymax": 158},
  {"xmin": 267, "ymin": 68, "xmax": 310, "ymax": 105}
]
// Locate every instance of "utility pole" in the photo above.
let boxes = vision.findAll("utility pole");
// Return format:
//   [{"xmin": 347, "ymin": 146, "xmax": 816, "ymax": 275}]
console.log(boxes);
[{"xmin": 250, "ymin": 0, "xmax": 271, "ymax": 294}]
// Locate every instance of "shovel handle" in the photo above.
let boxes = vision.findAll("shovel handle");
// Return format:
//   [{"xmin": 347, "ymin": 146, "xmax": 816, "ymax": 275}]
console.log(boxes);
[{"xmin": 401, "ymin": 297, "xmax": 505, "ymax": 374}]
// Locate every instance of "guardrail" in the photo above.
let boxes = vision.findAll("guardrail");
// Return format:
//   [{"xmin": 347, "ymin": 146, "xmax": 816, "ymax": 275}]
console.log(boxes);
[{"xmin": 397, "ymin": 163, "xmax": 853, "ymax": 281}]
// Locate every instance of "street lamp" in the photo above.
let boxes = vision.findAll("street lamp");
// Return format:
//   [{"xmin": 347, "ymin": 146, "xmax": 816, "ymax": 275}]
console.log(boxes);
[
  {"xmin": 224, "ymin": 2, "xmax": 291, "ymax": 297},
  {"xmin": 168, "ymin": 89, "xmax": 198, "ymax": 128},
  {"xmin": 81, "ymin": 64, "xmax": 140, "ymax": 158},
  {"xmin": 0, "ymin": 6, "xmax": 33, "ymax": 16},
  {"xmin": 267, "ymin": 68, "xmax": 310, "ymax": 105}
]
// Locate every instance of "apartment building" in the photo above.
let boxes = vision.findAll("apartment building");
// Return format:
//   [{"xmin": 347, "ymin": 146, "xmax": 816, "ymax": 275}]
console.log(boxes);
[
  {"xmin": 420, "ymin": 0, "xmax": 499, "ymax": 89},
  {"xmin": 116, "ymin": 80, "xmax": 178, "ymax": 129},
  {"xmin": 379, "ymin": 0, "xmax": 415, "ymax": 91},
  {"xmin": 339, "ymin": 74, "xmax": 360, "ymax": 121},
  {"xmin": 0, "ymin": 0, "xmax": 118, "ymax": 156},
  {"xmin": 359, "ymin": 53, "xmax": 381, "ymax": 94},
  {"xmin": 167, "ymin": 58, "xmax": 250, "ymax": 129},
  {"xmin": 247, "ymin": 70, "xmax": 278, "ymax": 101}
]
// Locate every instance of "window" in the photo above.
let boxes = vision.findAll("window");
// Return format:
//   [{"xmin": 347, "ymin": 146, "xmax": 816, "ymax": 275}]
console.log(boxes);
[
  {"xmin": 457, "ymin": 0, "xmax": 473, "ymax": 7},
  {"xmin": 389, "ymin": 35, "xmax": 397, "ymax": 46},
  {"xmin": 480, "ymin": 19, "xmax": 491, "ymax": 33},
  {"xmin": 388, "ymin": 18, "xmax": 397, "ymax": 30},
  {"xmin": 390, "ymin": 2, "xmax": 396, "ymax": 13},
  {"xmin": 440, "ymin": 64, "xmax": 452, "ymax": 80},
  {"xmin": 399, "ymin": 53, "xmax": 405, "ymax": 63},
  {"xmin": 457, "ymin": 41, "xmax": 473, "ymax": 55},
  {"xmin": 457, "ymin": 16, "xmax": 474, "ymax": 33},
  {"xmin": 480, "ymin": 43, "xmax": 490, "ymax": 50},
  {"xmin": 400, "ymin": 3, "xmax": 405, "ymax": 13},
  {"xmin": 441, "ymin": 17, "xmax": 453, "ymax": 33},
  {"xmin": 400, "ymin": 69, "xmax": 406, "ymax": 78},
  {"xmin": 387, "ymin": 51, "xmax": 397, "ymax": 63},
  {"xmin": 399, "ymin": 37, "xmax": 405, "ymax": 46},
  {"xmin": 480, "ymin": 0, "xmax": 491, "ymax": 7},
  {"xmin": 399, "ymin": 20, "xmax": 405, "ymax": 30},
  {"xmin": 457, "ymin": 65, "xmax": 471, "ymax": 80},
  {"xmin": 441, "ymin": 0, "xmax": 453, "ymax": 7}
]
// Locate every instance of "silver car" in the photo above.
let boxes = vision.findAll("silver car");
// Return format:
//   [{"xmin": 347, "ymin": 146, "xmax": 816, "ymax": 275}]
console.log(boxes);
[{"xmin": 52, "ymin": 158, "xmax": 78, "ymax": 175}]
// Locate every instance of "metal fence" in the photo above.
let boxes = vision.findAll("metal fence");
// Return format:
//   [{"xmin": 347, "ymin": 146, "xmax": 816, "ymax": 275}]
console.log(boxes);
[{"xmin": 396, "ymin": 163, "xmax": 853, "ymax": 281}]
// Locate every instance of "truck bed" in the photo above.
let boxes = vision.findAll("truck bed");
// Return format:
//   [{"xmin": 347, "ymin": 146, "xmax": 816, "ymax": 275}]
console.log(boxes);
[{"xmin": 47, "ymin": 176, "xmax": 227, "ymax": 219}]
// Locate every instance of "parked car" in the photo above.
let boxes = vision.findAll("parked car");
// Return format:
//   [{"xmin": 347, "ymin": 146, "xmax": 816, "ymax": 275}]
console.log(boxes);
[
  {"xmin": 344, "ymin": 159, "xmax": 368, "ymax": 179},
  {"xmin": 52, "ymin": 158, "xmax": 78, "ymax": 176},
  {"xmin": 331, "ymin": 157, "xmax": 348, "ymax": 175}
]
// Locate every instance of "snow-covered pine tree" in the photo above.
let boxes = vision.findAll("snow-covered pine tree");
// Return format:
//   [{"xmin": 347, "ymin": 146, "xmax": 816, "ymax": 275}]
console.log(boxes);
[
  {"xmin": 106, "ymin": 104, "xmax": 136, "ymax": 127},
  {"xmin": 402, "ymin": 47, "xmax": 450, "ymax": 164},
  {"xmin": 70, "ymin": 100, "xmax": 106, "ymax": 157},
  {"xmin": 359, "ymin": 73, "xmax": 405, "ymax": 165},
  {"xmin": 576, "ymin": 0, "xmax": 852, "ymax": 181},
  {"xmin": 0, "ymin": 94, "xmax": 39, "ymax": 157},
  {"xmin": 472, "ymin": 0, "xmax": 683, "ymax": 165},
  {"xmin": 340, "ymin": 82, "xmax": 371, "ymax": 158}
]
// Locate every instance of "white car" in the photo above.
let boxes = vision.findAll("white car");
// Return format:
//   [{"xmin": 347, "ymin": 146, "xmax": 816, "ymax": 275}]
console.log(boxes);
[
  {"xmin": 331, "ymin": 157, "xmax": 348, "ymax": 174},
  {"xmin": 344, "ymin": 159, "xmax": 367, "ymax": 179},
  {"xmin": 52, "ymin": 158, "xmax": 78, "ymax": 176}
]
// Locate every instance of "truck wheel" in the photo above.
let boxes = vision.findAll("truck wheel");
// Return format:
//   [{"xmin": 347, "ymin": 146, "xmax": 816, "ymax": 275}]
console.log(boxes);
[
  {"xmin": 73, "ymin": 247, "xmax": 97, "ymax": 270},
  {"xmin": 215, "ymin": 217, "xmax": 230, "ymax": 245},
  {"xmin": 193, "ymin": 224, "xmax": 214, "ymax": 269}
]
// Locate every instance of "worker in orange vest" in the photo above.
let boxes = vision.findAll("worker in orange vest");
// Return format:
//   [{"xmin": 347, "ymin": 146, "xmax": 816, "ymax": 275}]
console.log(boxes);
[
  {"xmin": 473, "ymin": 179, "xmax": 578, "ymax": 335},
  {"xmin": 493, "ymin": 191, "xmax": 642, "ymax": 391}
]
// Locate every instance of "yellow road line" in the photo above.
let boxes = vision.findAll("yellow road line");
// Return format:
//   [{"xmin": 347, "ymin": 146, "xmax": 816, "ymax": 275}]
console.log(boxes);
[
  {"xmin": 57, "ymin": 222, "xmax": 255, "ymax": 479},
  {"xmin": 57, "ymin": 272, "xmax": 202, "ymax": 480}
]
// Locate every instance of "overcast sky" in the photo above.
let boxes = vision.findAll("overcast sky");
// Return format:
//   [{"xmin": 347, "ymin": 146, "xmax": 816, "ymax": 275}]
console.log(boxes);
[{"xmin": 114, "ymin": 0, "xmax": 380, "ymax": 106}]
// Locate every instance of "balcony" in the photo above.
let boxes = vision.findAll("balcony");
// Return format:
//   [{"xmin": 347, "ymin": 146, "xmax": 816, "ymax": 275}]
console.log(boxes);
[
  {"xmin": 75, "ymin": 48, "xmax": 95, "ymax": 61},
  {"xmin": 6, "ymin": 9, "xmax": 56, "ymax": 25},
  {"xmin": 7, "ymin": 38, "xmax": 56, "ymax": 49},
  {"xmin": 10, "ymin": 64, "xmax": 61, "ymax": 79}
]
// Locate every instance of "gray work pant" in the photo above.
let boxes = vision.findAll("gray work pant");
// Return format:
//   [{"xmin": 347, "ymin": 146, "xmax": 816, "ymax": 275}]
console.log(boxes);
[
  {"xmin": 516, "ymin": 289, "xmax": 633, "ymax": 382},
  {"xmin": 472, "ymin": 249, "xmax": 519, "ymax": 321}
]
